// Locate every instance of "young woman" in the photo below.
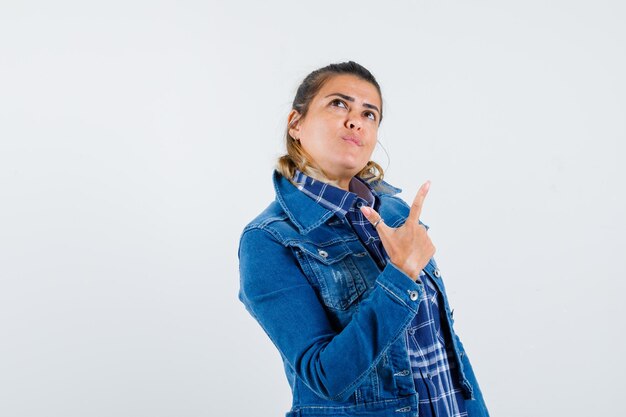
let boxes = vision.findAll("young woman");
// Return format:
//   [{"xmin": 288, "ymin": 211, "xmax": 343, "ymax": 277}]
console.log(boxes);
[{"xmin": 238, "ymin": 61, "xmax": 490, "ymax": 417}]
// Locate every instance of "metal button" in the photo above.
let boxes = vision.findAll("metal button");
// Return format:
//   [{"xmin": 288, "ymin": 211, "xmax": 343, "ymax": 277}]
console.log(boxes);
[
  {"xmin": 356, "ymin": 201, "xmax": 364, "ymax": 208},
  {"xmin": 318, "ymin": 249, "xmax": 328, "ymax": 258},
  {"xmin": 434, "ymin": 268, "xmax": 441, "ymax": 278},
  {"xmin": 409, "ymin": 290, "xmax": 419, "ymax": 301}
]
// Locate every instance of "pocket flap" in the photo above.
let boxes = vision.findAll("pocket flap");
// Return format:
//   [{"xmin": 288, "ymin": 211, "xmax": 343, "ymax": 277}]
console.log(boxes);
[{"xmin": 297, "ymin": 241, "xmax": 351, "ymax": 265}]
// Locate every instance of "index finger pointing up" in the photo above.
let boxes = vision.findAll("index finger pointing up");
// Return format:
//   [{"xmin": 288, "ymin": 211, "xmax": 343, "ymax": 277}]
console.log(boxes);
[{"xmin": 407, "ymin": 181, "xmax": 431, "ymax": 225}]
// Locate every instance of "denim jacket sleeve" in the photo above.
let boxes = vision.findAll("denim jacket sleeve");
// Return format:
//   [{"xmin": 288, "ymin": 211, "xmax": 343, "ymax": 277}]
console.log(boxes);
[{"xmin": 238, "ymin": 226, "xmax": 425, "ymax": 402}]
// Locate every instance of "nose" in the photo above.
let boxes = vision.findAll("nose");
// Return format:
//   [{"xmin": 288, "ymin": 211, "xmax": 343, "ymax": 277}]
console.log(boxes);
[{"xmin": 345, "ymin": 113, "xmax": 362, "ymax": 130}]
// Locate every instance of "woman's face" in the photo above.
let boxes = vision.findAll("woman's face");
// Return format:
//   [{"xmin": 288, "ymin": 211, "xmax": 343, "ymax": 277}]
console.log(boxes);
[{"xmin": 289, "ymin": 74, "xmax": 382, "ymax": 186}]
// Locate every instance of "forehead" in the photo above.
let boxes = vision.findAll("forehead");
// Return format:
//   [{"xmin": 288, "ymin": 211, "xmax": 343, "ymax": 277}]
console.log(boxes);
[{"xmin": 316, "ymin": 74, "xmax": 381, "ymax": 108}]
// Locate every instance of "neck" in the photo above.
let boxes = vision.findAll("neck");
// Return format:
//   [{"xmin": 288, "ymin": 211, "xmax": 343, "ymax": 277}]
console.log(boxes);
[{"xmin": 302, "ymin": 166, "xmax": 352, "ymax": 191}]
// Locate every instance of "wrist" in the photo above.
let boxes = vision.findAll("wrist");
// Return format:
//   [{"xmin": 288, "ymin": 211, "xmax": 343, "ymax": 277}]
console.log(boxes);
[{"xmin": 391, "ymin": 261, "xmax": 421, "ymax": 282}]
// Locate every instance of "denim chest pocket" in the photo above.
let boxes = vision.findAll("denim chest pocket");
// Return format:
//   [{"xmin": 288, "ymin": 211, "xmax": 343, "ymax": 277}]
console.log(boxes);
[{"xmin": 294, "ymin": 241, "xmax": 368, "ymax": 311}]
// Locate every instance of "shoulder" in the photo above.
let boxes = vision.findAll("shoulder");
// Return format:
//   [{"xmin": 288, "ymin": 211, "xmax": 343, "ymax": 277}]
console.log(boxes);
[
  {"xmin": 239, "ymin": 199, "xmax": 300, "ymax": 251},
  {"xmin": 242, "ymin": 201, "xmax": 286, "ymax": 232}
]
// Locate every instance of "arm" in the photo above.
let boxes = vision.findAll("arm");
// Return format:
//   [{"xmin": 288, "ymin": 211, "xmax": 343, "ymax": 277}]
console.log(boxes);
[{"xmin": 238, "ymin": 227, "xmax": 423, "ymax": 402}]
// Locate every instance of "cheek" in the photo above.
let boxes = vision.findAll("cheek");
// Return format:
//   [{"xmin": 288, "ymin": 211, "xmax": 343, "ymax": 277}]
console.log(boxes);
[
  {"xmin": 301, "ymin": 119, "xmax": 334, "ymax": 142},
  {"xmin": 299, "ymin": 130, "xmax": 330, "ymax": 158}
]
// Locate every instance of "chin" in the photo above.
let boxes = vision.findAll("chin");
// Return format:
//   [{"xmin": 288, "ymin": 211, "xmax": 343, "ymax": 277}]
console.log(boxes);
[
  {"xmin": 345, "ymin": 160, "xmax": 370, "ymax": 173},
  {"xmin": 329, "ymin": 156, "xmax": 369, "ymax": 177}
]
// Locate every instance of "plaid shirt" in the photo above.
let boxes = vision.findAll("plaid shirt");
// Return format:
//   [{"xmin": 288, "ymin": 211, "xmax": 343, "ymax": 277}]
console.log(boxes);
[{"xmin": 292, "ymin": 169, "xmax": 467, "ymax": 417}]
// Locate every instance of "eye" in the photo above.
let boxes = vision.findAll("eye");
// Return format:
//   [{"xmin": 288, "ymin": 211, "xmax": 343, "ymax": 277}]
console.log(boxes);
[
  {"xmin": 330, "ymin": 98, "xmax": 347, "ymax": 109},
  {"xmin": 364, "ymin": 111, "xmax": 377, "ymax": 121}
]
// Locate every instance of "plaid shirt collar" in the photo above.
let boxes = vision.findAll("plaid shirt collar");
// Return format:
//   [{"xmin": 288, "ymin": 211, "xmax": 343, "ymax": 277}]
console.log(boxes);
[{"xmin": 291, "ymin": 169, "xmax": 378, "ymax": 217}]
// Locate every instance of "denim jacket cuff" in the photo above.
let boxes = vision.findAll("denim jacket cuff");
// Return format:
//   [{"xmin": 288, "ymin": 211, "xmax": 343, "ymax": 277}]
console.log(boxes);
[{"xmin": 375, "ymin": 262, "xmax": 425, "ymax": 314}]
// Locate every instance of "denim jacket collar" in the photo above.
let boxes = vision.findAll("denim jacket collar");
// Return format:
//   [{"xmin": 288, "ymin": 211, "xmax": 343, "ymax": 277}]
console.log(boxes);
[{"xmin": 272, "ymin": 170, "xmax": 402, "ymax": 235}]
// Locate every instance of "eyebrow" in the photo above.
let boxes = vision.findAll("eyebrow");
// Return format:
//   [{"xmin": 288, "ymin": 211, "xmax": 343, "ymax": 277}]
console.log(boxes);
[{"xmin": 324, "ymin": 93, "xmax": 380, "ymax": 115}]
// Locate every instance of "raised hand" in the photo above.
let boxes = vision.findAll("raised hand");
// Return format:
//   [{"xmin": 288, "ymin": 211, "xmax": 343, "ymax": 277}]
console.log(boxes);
[{"xmin": 360, "ymin": 181, "xmax": 435, "ymax": 281}]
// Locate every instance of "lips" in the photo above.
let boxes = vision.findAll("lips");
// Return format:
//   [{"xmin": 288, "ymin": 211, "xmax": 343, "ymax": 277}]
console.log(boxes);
[{"xmin": 341, "ymin": 135, "xmax": 362, "ymax": 146}]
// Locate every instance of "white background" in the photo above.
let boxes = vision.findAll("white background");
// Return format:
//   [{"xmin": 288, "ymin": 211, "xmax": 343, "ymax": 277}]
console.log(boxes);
[{"xmin": 1, "ymin": 1, "xmax": 624, "ymax": 416}]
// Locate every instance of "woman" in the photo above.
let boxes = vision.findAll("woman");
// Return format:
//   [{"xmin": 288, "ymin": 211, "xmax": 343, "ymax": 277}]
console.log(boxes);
[{"xmin": 238, "ymin": 61, "xmax": 490, "ymax": 417}]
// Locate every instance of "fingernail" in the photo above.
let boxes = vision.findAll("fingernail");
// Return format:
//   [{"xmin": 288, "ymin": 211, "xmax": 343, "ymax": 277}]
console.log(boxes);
[{"xmin": 361, "ymin": 206, "xmax": 371, "ymax": 215}]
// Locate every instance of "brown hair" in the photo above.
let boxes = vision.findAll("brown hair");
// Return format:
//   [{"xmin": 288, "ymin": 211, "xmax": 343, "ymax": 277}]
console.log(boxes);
[{"xmin": 277, "ymin": 61, "xmax": 385, "ymax": 184}]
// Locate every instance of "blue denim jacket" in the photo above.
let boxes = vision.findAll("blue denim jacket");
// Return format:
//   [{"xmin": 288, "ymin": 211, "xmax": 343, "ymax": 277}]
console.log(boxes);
[{"xmin": 238, "ymin": 171, "xmax": 489, "ymax": 417}]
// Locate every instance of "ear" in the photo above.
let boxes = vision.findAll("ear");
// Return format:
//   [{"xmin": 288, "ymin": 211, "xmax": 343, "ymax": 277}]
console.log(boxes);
[{"xmin": 287, "ymin": 109, "xmax": 302, "ymax": 139}]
